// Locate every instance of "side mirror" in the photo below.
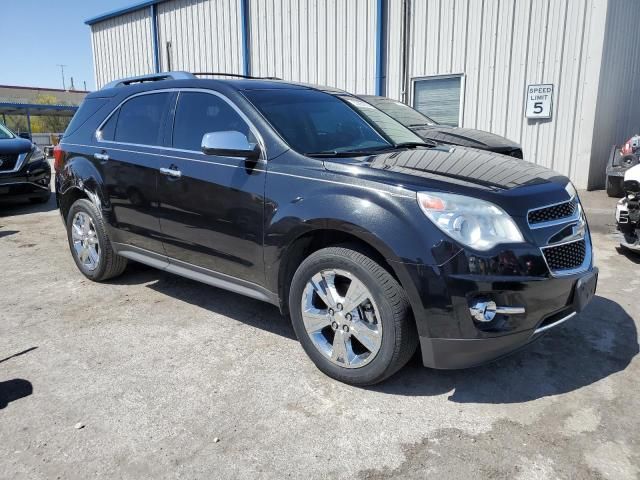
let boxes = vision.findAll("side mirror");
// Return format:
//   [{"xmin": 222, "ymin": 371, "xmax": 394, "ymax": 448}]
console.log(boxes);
[
  {"xmin": 18, "ymin": 132, "xmax": 32, "ymax": 141},
  {"xmin": 201, "ymin": 131, "xmax": 260, "ymax": 160}
]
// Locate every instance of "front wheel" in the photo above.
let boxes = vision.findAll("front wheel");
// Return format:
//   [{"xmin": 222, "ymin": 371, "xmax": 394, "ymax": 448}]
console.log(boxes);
[{"xmin": 289, "ymin": 246, "xmax": 417, "ymax": 385}]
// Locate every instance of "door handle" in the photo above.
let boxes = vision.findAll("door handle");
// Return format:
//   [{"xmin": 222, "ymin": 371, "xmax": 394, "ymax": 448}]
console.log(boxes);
[
  {"xmin": 160, "ymin": 167, "xmax": 182, "ymax": 178},
  {"xmin": 94, "ymin": 152, "xmax": 109, "ymax": 162}
]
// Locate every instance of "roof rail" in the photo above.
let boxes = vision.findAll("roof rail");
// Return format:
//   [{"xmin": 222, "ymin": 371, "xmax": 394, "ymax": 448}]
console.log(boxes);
[
  {"xmin": 102, "ymin": 71, "xmax": 196, "ymax": 89},
  {"xmin": 192, "ymin": 72, "xmax": 282, "ymax": 81}
]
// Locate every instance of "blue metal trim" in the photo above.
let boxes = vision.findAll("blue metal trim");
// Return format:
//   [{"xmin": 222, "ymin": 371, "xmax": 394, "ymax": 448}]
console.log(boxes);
[
  {"xmin": 375, "ymin": 0, "xmax": 386, "ymax": 96},
  {"xmin": 240, "ymin": 0, "xmax": 251, "ymax": 76},
  {"xmin": 85, "ymin": 0, "xmax": 166, "ymax": 26},
  {"xmin": 150, "ymin": 4, "xmax": 160, "ymax": 72},
  {"xmin": 0, "ymin": 102, "xmax": 78, "ymax": 112}
]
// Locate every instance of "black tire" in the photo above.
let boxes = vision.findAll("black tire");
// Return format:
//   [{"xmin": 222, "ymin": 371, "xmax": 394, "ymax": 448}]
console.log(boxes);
[
  {"xmin": 29, "ymin": 191, "xmax": 51, "ymax": 204},
  {"xmin": 289, "ymin": 246, "xmax": 417, "ymax": 386},
  {"xmin": 606, "ymin": 175, "xmax": 624, "ymax": 198},
  {"xmin": 66, "ymin": 198, "xmax": 127, "ymax": 281}
]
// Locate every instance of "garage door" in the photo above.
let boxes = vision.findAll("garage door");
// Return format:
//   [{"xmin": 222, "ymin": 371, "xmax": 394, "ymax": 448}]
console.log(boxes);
[{"xmin": 413, "ymin": 76, "xmax": 462, "ymax": 127}]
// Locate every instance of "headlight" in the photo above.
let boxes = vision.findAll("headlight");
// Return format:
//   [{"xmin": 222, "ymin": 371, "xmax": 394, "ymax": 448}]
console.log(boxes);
[
  {"xmin": 26, "ymin": 146, "xmax": 45, "ymax": 164},
  {"xmin": 417, "ymin": 192, "xmax": 524, "ymax": 251}
]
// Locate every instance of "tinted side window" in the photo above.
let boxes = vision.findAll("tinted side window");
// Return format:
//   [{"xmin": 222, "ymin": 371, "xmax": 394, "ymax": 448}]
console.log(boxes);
[
  {"xmin": 65, "ymin": 98, "xmax": 108, "ymax": 136},
  {"xmin": 98, "ymin": 109, "xmax": 118, "ymax": 141},
  {"xmin": 172, "ymin": 92, "xmax": 249, "ymax": 151},
  {"xmin": 114, "ymin": 93, "xmax": 173, "ymax": 146}
]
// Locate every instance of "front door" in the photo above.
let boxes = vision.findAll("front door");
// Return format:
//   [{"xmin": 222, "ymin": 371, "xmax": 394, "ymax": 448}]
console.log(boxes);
[
  {"xmin": 97, "ymin": 91, "xmax": 176, "ymax": 254},
  {"xmin": 156, "ymin": 90, "xmax": 265, "ymax": 285}
]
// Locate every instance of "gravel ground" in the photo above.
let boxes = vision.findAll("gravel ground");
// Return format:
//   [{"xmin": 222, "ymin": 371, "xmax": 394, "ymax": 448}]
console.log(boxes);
[{"xmin": 0, "ymin": 188, "xmax": 638, "ymax": 479}]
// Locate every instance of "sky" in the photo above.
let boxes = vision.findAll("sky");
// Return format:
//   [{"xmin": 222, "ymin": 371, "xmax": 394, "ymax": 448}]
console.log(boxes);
[{"xmin": 2, "ymin": 0, "xmax": 139, "ymax": 91}]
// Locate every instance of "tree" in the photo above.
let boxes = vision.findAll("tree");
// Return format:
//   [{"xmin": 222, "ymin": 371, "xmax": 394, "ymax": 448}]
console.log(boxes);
[{"xmin": 29, "ymin": 94, "xmax": 72, "ymax": 133}]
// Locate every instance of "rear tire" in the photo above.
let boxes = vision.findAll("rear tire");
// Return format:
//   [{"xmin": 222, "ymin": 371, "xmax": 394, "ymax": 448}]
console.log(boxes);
[
  {"xmin": 66, "ymin": 198, "xmax": 127, "ymax": 281},
  {"xmin": 606, "ymin": 175, "xmax": 624, "ymax": 197},
  {"xmin": 289, "ymin": 246, "xmax": 417, "ymax": 386}
]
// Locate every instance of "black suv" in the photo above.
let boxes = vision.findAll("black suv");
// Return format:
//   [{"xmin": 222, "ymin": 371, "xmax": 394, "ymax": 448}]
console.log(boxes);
[
  {"xmin": 358, "ymin": 95, "xmax": 523, "ymax": 158},
  {"xmin": 55, "ymin": 72, "xmax": 597, "ymax": 385},
  {"xmin": 0, "ymin": 122, "xmax": 51, "ymax": 204}
]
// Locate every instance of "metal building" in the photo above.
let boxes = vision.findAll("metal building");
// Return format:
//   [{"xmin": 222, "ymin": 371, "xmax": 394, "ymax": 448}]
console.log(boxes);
[{"xmin": 86, "ymin": 0, "xmax": 640, "ymax": 189}]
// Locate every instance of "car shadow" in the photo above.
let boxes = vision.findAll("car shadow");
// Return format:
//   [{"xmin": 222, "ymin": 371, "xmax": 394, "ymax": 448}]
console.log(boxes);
[
  {"xmin": 109, "ymin": 262, "xmax": 296, "ymax": 340},
  {"xmin": 0, "ymin": 192, "xmax": 56, "ymax": 217},
  {"xmin": 0, "ymin": 379, "xmax": 33, "ymax": 409},
  {"xmin": 105, "ymin": 266, "xmax": 637, "ymax": 402},
  {"xmin": 371, "ymin": 295, "xmax": 638, "ymax": 403}
]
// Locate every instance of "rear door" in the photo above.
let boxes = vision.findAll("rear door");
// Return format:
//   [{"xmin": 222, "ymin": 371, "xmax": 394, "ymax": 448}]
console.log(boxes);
[
  {"xmin": 96, "ymin": 91, "xmax": 176, "ymax": 254},
  {"xmin": 156, "ymin": 90, "xmax": 266, "ymax": 285}
]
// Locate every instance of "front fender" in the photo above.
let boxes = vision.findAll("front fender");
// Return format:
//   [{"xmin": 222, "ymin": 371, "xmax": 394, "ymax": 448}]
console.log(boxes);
[{"xmin": 263, "ymin": 182, "xmax": 461, "ymax": 309}]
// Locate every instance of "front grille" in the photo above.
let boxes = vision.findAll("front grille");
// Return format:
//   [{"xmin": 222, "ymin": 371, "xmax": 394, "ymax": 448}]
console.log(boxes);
[
  {"xmin": 543, "ymin": 239, "xmax": 586, "ymax": 272},
  {"xmin": 528, "ymin": 200, "xmax": 577, "ymax": 225},
  {"xmin": 0, "ymin": 153, "xmax": 19, "ymax": 172}
]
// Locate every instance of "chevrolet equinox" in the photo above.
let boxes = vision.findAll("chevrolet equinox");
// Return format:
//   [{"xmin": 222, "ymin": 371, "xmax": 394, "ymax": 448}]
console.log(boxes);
[{"xmin": 55, "ymin": 72, "xmax": 597, "ymax": 385}]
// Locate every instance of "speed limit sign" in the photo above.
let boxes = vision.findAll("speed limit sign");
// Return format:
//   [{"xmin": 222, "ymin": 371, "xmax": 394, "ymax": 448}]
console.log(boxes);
[{"xmin": 526, "ymin": 84, "xmax": 553, "ymax": 119}]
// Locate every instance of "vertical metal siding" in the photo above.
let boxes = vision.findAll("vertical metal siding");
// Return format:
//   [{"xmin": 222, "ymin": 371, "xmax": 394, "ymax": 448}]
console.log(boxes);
[
  {"xmin": 386, "ymin": 0, "xmax": 609, "ymax": 188},
  {"xmin": 90, "ymin": 9, "xmax": 155, "ymax": 88},
  {"xmin": 156, "ymin": 0, "xmax": 243, "ymax": 74},
  {"xmin": 249, "ymin": 0, "xmax": 378, "ymax": 94},
  {"xmin": 590, "ymin": 0, "xmax": 640, "ymax": 187}
]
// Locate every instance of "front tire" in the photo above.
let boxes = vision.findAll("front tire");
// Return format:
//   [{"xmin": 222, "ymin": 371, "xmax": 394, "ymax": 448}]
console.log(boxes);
[
  {"xmin": 289, "ymin": 246, "xmax": 417, "ymax": 386},
  {"xmin": 66, "ymin": 198, "xmax": 127, "ymax": 281}
]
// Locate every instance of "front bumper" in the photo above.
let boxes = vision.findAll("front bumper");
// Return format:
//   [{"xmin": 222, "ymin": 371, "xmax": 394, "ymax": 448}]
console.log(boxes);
[
  {"xmin": 0, "ymin": 159, "xmax": 51, "ymax": 200},
  {"xmin": 394, "ymin": 244, "xmax": 597, "ymax": 369}
]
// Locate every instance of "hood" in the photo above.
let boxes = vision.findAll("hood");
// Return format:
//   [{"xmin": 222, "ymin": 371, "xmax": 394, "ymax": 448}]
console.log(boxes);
[
  {"xmin": 0, "ymin": 137, "xmax": 33, "ymax": 155},
  {"xmin": 412, "ymin": 125, "xmax": 520, "ymax": 152},
  {"xmin": 324, "ymin": 145, "xmax": 566, "ymax": 192}
]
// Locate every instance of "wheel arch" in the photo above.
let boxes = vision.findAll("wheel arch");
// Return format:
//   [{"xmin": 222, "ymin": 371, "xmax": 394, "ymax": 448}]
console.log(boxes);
[{"xmin": 275, "ymin": 225, "xmax": 408, "ymax": 316}]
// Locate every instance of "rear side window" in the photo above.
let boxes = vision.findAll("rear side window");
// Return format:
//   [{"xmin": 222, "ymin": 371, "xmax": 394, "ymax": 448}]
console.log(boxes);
[
  {"xmin": 113, "ymin": 93, "xmax": 173, "ymax": 146},
  {"xmin": 172, "ymin": 92, "xmax": 250, "ymax": 151},
  {"xmin": 65, "ymin": 98, "xmax": 108, "ymax": 137}
]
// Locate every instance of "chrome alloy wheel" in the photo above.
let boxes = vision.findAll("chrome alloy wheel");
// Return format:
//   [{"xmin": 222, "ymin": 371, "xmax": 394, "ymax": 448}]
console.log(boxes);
[
  {"xmin": 71, "ymin": 211, "xmax": 100, "ymax": 271},
  {"xmin": 300, "ymin": 269, "xmax": 382, "ymax": 368}
]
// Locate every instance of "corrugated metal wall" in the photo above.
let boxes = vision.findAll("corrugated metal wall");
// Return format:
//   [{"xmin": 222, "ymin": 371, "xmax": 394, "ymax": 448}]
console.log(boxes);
[
  {"xmin": 248, "ymin": 0, "xmax": 378, "ymax": 94},
  {"xmin": 385, "ymin": 0, "xmax": 609, "ymax": 188},
  {"xmin": 590, "ymin": 0, "xmax": 640, "ymax": 187},
  {"xmin": 156, "ymin": 0, "xmax": 243, "ymax": 74},
  {"xmin": 88, "ymin": 0, "xmax": 629, "ymax": 188},
  {"xmin": 90, "ymin": 9, "xmax": 155, "ymax": 88}
]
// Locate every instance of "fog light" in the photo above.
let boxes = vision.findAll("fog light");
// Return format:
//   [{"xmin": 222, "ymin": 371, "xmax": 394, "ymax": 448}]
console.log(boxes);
[{"xmin": 469, "ymin": 299, "xmax": 526, "ymax": 323}]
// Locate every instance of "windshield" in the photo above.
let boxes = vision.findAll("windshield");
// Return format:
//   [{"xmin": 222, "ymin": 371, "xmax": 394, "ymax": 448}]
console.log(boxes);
[
  {"xmin": 243, "ymin": 89, "xmax": 393, "ymax": 154},
  {"xmin": 0, "ymin": 122, "xmax": 15, "ymax": 140},
  {"xmin": 339, "ymin": 96, "xmax": 426, "ymax": 144},
  {"xmin": 360, "ymin": 96, "xmax": 438, "ymax": 127}
]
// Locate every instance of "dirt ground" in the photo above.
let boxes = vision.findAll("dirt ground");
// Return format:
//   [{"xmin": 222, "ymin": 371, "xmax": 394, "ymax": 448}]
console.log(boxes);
[{"xmin": 0, "ymin": 187, "xmax": 638, "ymax": 479}]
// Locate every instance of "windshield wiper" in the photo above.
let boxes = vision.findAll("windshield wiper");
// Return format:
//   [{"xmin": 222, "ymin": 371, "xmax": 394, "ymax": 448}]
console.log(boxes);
[
  {"xmin": 305, "ymin": 150, "xmax": 382, "ymax": 158},
  {"xmin": 392, "ymin": 141, "xmax": 438, "ymax": 148}
]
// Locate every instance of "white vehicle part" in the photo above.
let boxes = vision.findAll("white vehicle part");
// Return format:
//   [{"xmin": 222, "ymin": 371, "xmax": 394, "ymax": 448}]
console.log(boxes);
[{"xmin": 624, "ymin": 163, "xmax": 640, "ymax": 183}]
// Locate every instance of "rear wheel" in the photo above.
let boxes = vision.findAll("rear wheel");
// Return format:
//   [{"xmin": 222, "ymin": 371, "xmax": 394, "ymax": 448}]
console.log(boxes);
[
  {"xmin": 289, "ymin": 246, "xmax": 417, "ymax": 385},
  {"xmin": 66, "ymin": 199, "xmax": 127, "ymax": 281},
  {"xmin": 606, "ymin": 175, "xmax": 624, "ymax": 197}
]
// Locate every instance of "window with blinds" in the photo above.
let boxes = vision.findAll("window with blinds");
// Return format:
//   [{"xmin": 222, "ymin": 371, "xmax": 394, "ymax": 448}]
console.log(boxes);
[{"xmin": 413, "ymin": 76, "xmax": 462, "ymax": 127}]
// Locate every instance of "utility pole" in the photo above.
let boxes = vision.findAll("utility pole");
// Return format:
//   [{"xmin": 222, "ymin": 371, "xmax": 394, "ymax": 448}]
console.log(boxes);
[{"xmin": 56, "ymin": 64, "xmax": 67, "ymax": 90}]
